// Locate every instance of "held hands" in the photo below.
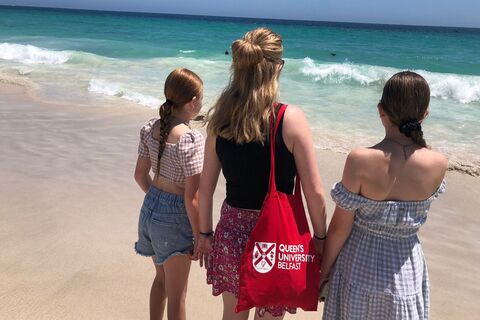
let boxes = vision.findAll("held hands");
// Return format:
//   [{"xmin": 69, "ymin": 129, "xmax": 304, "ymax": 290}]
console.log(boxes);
[
  {"xmin": 318, "ymin": 271, "xmax": 329, "ymax": 302},
  {"xmin": 195, "ymin": 233, "xmax": 213, "ymax": 268},
  {"xmin": 314, "ymin": 234, "xmax": 328, "ymax": 302},
  {"xmin": 188, "ymin": 235, "xmax": 200, "ymax": 261}
]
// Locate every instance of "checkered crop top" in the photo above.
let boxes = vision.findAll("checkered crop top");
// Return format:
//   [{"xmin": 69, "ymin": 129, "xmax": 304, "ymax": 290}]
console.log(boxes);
[{"xmin": 138, "ymin": 118, "xmax": 205, "ymax": 185}]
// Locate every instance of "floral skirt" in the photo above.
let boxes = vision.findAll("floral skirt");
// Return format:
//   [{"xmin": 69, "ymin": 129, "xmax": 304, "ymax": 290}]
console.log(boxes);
[{"xmin": 207, "ymin": 200, "xmax": 296, "ymax": 317}]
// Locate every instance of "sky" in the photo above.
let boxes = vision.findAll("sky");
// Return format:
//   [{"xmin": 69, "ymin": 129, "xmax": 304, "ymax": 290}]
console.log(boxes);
[{"xmin": 0, "ymin": 0, "xmax": 479, "ymax": 28}]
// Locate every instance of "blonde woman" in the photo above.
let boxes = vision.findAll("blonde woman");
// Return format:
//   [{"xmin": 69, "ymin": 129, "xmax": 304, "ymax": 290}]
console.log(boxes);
[
  {"xmin": 134, "ymin": 68, "xmax": 204, "ymax": 320},
  {"xmin": 196, "ymin": 28, "xmax": 327, "ymax": 320}
]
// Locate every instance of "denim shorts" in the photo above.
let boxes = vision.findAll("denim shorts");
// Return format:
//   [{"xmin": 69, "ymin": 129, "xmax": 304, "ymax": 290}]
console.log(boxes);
[{"xmin": 134, "ymin": 186, "xmax": 193, "ymax": 265}]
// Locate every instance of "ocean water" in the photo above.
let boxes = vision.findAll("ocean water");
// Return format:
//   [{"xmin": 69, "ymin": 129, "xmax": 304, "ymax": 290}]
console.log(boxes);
[{"xmin": 1, "ymin": 6, "xmax": 479, "ymax": 174}]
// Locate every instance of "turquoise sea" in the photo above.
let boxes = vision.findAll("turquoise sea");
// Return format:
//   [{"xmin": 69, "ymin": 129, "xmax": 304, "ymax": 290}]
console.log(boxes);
[{"xmin": 1, "ymin": 6, "xmax": 479, "ymax": 174}]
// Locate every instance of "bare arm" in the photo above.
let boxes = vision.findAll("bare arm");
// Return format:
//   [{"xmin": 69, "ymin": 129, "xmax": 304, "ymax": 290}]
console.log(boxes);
[
  {"xmin": 283, "ymin": 106, "xmax": 327, "ymax": 255},
  {"xmin": 319, "ymin": 207, "xmax": 354, "ymax": 282},
  {"xmin": 134, "ymin": 156, "xmax": 152, "ymax": 193},
  {"xmin": 320, "ymin": 150, "xmax": 363, "ymax": 283},
  {"xmin": 197, "ymin": 135, "xmax": 221, "ymax": 267},
  {"xmin": 184, "ymin": 174, "xmax": 201, "ymax": 237}
]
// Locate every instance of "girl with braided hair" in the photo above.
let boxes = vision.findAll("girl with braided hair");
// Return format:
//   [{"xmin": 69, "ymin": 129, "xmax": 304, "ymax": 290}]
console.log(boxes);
[
  {"xmin": 134, "ymin": 68, "xmax": 204, "ymax": 320},
  {"xmin": 320, "ymin": 71, "xmax": 448, "ymax": 320}
]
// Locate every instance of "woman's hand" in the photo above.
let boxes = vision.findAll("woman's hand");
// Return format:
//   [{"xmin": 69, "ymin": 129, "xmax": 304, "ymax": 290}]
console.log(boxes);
[
  {"xmin": 196, "ymin": 235, "xmax": 213, "ymax": 268},
  {"xmin": 318, "ymin": 271, "xmax": 329, "ymax": 302},
  {"xmin": 134, "ymin": 156, "xmax": 152, "ymax": 193},
  {"xmin": 189, "ymin": 234, "xmax": 200, "ymax": 261}
]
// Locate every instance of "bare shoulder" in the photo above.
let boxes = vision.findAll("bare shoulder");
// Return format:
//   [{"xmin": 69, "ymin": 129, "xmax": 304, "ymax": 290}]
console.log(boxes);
[
  {"xmin": 340, "ymin": 148, "xmax": 376, "ymax": 193},
  {"xmin": 344, "ymin": 148, "xmax": 370, "ymax": 174},
  {"xmin": 168, "ymin": 123, "xmax": 191, "ymax": 143},
  {"xmin": 171, "ymin": 123, "xmax": 190, "ymax": 134},
  {"xmin": 414, "ymin": 148, "xmax": 449, "ymax": 177},
  {"xmin": 426, "ymin": 149, "xmax": 448, "ymax": 169},
  {"xmin": 347, "ymin": 147, "xmax": 383, "ymax": 166},
  {"xmin": 282, "ymin": 105, "xmax": 309, "ymax": 135},
  {"xmin": 280, "ymin": 105, "xmax": 311, "ymax": 152},
  {"xmin": 283, "ymin": 105, "xmax": 305, "ymax": 123},
  {"xmin": 344, "ymin": 147, "xmax": 387, "ymax": 180}
]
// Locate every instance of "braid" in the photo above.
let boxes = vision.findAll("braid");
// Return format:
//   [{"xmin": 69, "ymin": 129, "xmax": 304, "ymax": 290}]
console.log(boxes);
[
  {"xmin": 397, "ymin": 118, "xmax": 428, "ymax": 148},
  {"xmin": 153, "ymin": 67, "xmax": 203, "ymax": 176},
  {"xmin": 410, "ymin": 129, "xmax": 428, "ymax": 148},
  {"xmin": 155, "ymin": 100, "xmax": 174, "ymax": 176}
]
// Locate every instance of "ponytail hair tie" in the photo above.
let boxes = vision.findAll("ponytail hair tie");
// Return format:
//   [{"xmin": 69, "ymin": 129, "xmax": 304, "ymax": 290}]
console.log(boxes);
[
  {"xmin": 399, "ymin": 119, "xmax": 422, "ymax": 137},
  {"xmin": 165, "ymin": 99, "xmax": 175, "ymax": 107}
]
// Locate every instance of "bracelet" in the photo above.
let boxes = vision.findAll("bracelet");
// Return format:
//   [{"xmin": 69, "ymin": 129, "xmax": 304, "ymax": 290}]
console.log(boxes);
[
  {"xmin": 313, "ymin": 233, "xmax": 327, "ymax": 241},
  {"xmin": 199, "ymin": 231, "xmax": 214, "ymax": 237}
]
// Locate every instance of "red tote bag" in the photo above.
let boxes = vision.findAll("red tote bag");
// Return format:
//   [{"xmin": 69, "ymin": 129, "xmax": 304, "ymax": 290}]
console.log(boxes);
[{"xmin": 236, "ymin": 104, "xmax": 320, "ymax": 313}]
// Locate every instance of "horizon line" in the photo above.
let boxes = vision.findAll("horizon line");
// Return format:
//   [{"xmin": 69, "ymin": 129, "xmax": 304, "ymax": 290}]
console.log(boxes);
[{"xmin": 1, "ymin": 4, "xmax": 480, "ymax": 31}]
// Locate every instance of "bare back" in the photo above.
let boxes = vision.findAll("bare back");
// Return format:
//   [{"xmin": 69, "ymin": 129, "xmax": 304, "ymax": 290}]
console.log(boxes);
[{"xmin": 348, "ymin": 142, "xmax": 448, "ymax": 201}]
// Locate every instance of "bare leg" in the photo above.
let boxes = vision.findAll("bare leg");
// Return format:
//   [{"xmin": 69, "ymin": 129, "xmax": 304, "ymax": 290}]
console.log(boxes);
[
  {"xmin": 221, "ymin": 292, "xmax": 249, "ymax": 320},
  {"xmin": 253, "ymin": 310, "xmax": 285, "ymax": 320},
  {"xmin": 150, "ymin": 257, "xmax": 166, "ymax": 320},
  {"xmin": 163, "ymin": 255, "xmax": 192, "ymax": 320}
]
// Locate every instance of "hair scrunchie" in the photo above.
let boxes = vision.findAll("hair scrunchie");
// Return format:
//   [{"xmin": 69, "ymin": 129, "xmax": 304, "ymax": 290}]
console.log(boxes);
[
  {"xmin": 165, "ymin": 99, "xmax": 176, "ymax": 107},
  {"xmin": 399, "ymin": 119, "xmax": 422, "ymax": 137}
]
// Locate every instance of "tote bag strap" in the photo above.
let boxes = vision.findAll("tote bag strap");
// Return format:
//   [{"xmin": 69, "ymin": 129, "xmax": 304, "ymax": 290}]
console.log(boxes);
[
  {"xmin": 293, "ymin": 171, "xmax": 302, "ymax": 196},
  {"xmin": 268, "ymin": 103, "xmax": 303, "ymax": 197},
  {"xmin": 268, "ymin": 103, "xmax": 287, "ymax": 192}
]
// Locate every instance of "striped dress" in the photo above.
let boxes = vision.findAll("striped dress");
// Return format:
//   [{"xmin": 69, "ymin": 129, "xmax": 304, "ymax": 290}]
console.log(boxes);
[{"xmin": 323, "ymin": 181, "xmax": 446, "ymax": 320}]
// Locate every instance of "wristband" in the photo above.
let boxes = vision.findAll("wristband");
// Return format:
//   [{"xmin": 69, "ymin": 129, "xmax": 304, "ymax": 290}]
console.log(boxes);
[
  {"xmin": 314, "ymin": 233, "xmax": 327, "ymax": 241},
  {"xmin": 200, "ymin": 231, "xmax": 214, "ymax": 237}
]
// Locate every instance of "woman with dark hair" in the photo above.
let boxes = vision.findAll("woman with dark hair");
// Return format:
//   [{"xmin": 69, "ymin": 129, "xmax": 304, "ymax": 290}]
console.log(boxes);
[{"xmin": 320, "ymin": 71, "xmax": 448, "ymax": 320}]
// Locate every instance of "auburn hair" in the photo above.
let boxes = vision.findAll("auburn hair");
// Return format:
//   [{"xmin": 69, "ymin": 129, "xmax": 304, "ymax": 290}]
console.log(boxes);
[{"xmin": 155, "ymin": 68, "xmax": 203, "ymax": 175}]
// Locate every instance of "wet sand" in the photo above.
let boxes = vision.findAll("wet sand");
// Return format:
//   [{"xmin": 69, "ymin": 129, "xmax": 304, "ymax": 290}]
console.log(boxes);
[{"xmin": 0, "ymin": 84, "xmax": 478, "ymax": 319}]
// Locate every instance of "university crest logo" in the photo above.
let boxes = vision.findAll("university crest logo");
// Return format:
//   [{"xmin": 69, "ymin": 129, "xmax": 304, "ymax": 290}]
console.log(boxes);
[{"xmin": 253, "ymin": 242, "xmax": 276, "ymax": 273}]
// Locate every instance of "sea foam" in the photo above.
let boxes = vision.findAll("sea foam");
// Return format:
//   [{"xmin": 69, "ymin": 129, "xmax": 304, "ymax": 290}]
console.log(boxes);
[
  {"xmin": 0, "ymin": 43, "xmax": 71, "ymax": 65},
  {"xmin": 428, "ymin": 75, "xmax": 480, "ymax": 104},
  {"xmin": 88, "ymin": 78, "xmax": 160, "ymax": 108},
  {"xmin": 301, "ymin": 57, "xmax": 392, "ymax": 85},
  {"xmin": 302, "ymin": 57, "xmax": 480, "ymax": 104}
]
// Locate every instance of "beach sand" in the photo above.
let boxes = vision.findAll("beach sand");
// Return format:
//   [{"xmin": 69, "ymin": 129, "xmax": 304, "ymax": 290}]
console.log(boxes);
[{"xmin": 0, "ymin": 84, "xmax": 478, "ymax": 319}]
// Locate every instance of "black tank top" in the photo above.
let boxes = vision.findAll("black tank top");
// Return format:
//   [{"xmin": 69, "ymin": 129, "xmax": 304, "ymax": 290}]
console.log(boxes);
[{"xmin": 216, "ymin": 109, "xmax": 297, "ymax": 210}]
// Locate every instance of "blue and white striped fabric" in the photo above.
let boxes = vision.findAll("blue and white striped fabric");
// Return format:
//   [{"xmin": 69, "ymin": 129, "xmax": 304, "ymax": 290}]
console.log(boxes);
[{"xmin": 323, "ymin": 180, "xmax": 446, "ymax": 320}]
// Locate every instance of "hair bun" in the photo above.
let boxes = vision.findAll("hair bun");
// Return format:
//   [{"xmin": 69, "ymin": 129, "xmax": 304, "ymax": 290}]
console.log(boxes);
[{"xmin": 232, "ymin": 38, "xmax": 264, "ymax": 68}]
